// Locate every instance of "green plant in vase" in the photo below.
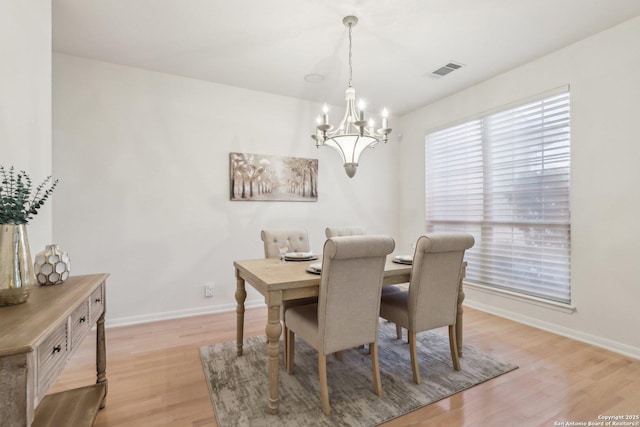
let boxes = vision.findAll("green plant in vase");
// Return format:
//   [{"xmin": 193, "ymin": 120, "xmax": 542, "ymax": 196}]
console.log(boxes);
[
  {"xmin": 0, "ymin": 166, "xmax": 58, "ymax": 224},
  {"xmin": 0, "ymin": 166, "xmax": 58, "ymax": 305}
]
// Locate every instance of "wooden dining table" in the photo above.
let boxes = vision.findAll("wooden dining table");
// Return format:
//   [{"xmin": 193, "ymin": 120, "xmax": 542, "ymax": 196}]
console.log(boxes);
[{"xmin": 233, "ymin": 256, "xmax": 468, "ymax": 415}]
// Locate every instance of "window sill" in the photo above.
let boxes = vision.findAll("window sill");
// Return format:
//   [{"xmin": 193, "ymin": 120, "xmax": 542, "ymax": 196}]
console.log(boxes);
[{"xmin": 463, "ymin": 281, "xmax": 576, "ymax": 314}]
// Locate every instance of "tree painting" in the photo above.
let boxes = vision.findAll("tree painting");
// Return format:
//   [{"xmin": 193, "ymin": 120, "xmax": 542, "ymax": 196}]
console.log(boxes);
[{"xmin": 229, "ymin": 153, "xmax": 318, "ymax": 202}]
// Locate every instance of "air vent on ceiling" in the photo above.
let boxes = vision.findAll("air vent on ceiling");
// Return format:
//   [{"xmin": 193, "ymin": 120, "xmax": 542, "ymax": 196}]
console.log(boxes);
[{"xmin": 431, "ymin": 62, "xmax": 464, "ymax": 78}]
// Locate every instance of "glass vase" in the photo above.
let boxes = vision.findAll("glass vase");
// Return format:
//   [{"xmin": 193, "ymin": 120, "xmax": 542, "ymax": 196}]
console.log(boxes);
[{"xmin": 0, "ymin": 223, "xmax": 36, "ymax": 306}]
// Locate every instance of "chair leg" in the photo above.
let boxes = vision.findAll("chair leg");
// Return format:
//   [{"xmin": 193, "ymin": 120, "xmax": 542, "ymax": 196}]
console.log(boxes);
[
  {"xmin": 395, "ymin": 324, "xmax": 402, "ymax": 340},
  {"xmin": 286, "ymin": 329, "xmax": 295, "ymax": 374},
  {"xmin": 408, "ymin": 331, "xmax": 421, "ymax": 384},
  {"xmin": 284, "ymin": 325, "xmax": 289, "ymax": 369},
  {"xmin": 370, "ymin": 342, "xmax": 383, "ymax": 396},
  {"xmin": 319, "ymin": 353, "xmax": 330, "ymax": 415},
  {"xmin": 357, "ymin": 344, "xmax": 370, "ymax": 353},
  {"xmin": 448, "ymin": 324, "xmax": 461, "ymax": 371}
]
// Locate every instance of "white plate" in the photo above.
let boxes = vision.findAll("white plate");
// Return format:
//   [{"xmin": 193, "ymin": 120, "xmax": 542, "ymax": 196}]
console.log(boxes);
[
  {"xmin": 285, "ymin": 254, "xmax": 318, "ymax": 262},
  {"xmin": 285, "ymin": 252, "xmax": 314, "ymax": 259},
  {"xmin": 306, "ymin": 262, "xmax": 322, "ymax": 274},
  {"xmin": 393, "ymin": 255, "xmax": 413, "ymax": 265}
]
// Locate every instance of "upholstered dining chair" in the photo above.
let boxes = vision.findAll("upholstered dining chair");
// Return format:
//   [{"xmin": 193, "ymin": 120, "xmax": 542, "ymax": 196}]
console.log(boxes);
[
  {"xmin": 379, "ymin": 232, "xmax": 474, "ymax": 384},
  {"xmin": 260, "ymin": 229, "xmax": 315, "ymax": 367},
  {"xmin": 261, "ymin": 229, "xmax": 310, "ymax": 258},
  {"xmin": 325, "ymin": 226, "xmax": 378, "ymax": 356},
  {"xmin": 285, "ymin": 235, "xmax": 395, "ymax": 415},
  {"xmin": 324, "ymin": 226, "xmax": 366, "ymax": 238},
  {"xmin": 325, "ymin": 227, "xmax": 405, "ymax": 346}
]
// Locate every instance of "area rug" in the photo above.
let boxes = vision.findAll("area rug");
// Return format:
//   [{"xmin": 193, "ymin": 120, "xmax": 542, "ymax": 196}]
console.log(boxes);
[{"xmin": 200, "ymin": 321, "xmax": 517, "ymax": 426}]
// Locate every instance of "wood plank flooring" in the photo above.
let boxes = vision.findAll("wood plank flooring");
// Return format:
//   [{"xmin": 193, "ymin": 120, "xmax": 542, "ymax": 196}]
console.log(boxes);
[{"xmin": 49, "ymin": 307, "xmax": 640, "ymax": 426}]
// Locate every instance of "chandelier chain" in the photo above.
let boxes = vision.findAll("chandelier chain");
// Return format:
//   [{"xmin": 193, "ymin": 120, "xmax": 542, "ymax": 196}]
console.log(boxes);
[{"xmin": 348, "ymin": 23, "xmax": 353, "ymax": 87}]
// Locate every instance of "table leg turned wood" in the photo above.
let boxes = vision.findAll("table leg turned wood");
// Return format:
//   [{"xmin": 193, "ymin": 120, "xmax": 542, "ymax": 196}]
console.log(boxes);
[
  {"xmin": 235, "ymin": 272, "xmax": 247, "ymax": 356},
  {"xmin": 96, "ymin": 312, "xmax": 107, "ymax": 409},
  {"xmin": 266, "ymin": 292, "xmax": 283, "ymax": 415}
]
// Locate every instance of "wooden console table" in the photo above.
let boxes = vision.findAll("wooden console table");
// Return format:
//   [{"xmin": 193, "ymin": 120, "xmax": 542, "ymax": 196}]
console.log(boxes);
[{"xmin": 0, "ymin": 273, "xmax": 109, "ymax": 427}]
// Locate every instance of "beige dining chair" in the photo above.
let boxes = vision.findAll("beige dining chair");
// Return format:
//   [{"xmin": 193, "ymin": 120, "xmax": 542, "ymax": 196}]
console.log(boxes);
[
  {"xmin": 325, "ymin": 226, "xmax": 404, "ymax": 346},
  {"xmin": 285, "ymin": 235, "xmax": 395, "ymax": 415},
  {"xmin": 324, "ymin": 226, "xmax": 366, "ymax": 238},
  {"xmin": 379, "ymin": 232, "xmax": 474, "ymax": 384},
  {"xmin": 260, "ymin": 229, "xmax": 315, "ymax": 367},
  {"xmin": 261, "ymin": 229, "xmax": 311, "ymax": 258},
  {"xmin": 325, "ymin": 226, "xmax": 383, "ymax": 356}
]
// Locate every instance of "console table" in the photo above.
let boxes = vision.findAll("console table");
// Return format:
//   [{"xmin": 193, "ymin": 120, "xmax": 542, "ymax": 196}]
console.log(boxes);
[{"xmin": 0, "ymin": 273, "xmax": 109, "ymax": 427}]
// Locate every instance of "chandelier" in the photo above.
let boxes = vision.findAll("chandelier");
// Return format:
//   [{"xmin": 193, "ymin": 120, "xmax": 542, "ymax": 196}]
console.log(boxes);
[{"xmin": 311, "ymin": 16, "xmax": 392, "ymax": 178}]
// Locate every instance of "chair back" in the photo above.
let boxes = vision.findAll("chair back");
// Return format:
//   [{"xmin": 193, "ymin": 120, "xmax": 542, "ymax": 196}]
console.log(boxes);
[
  {"xmin": 261, "ymin": 229, "xmax": 310, "ymax": 258},
  {"xmin": 408, "ymin": 233, "xmax": 474, "ymax": 331},
  {"xmin": 324, "ymin": 226, "xmax": 366, "ymax": 238},
  {"xmin": 317, "ymin": 235, "xmax": 395, "ymax": 354}
]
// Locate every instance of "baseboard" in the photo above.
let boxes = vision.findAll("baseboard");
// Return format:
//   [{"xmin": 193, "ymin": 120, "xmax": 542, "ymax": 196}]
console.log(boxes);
[
  {"xmin": 464, "ymin": 299, "xmax": 640, "ymax": 360},
  {"xmin": 105, "ymin": 299, "xmax": 266, "ymax": 328}
]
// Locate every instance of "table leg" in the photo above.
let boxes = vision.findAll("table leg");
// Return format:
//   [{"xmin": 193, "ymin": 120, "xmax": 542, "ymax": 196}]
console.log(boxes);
[
  {"xmin": 266, "ymin": 292, "xmax": 283, "ymax": 415},
  {"xmin": 456, "ymin": 262, "xmax": 467, "ymax": 357},
  {"xmin": 235, "ymin": 272, "xmax": 247, "ymax": 356},
  {"xmin": 96, "ymin": 311, "xmax": 107, "ymax": 409}
]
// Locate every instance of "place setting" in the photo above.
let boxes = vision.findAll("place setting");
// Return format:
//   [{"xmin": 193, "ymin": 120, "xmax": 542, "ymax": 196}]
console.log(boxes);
[
  {"xmin": 277, "ymin": 244, "xmax": 318, "ymax": 264},
  {"xmin": 393, "ymin": 243, "xmax": 415, "ymax": 265},
  {"xmin": 392, "ymin": 255, "xmax": 413, "ymax": 265},
  {"xmin": 284, "ymin": 251, "xmax": 318, "ymax": 262},
  {"xmin": 306, "ymin": 262, "xmax": 322, "ymax": 274}
]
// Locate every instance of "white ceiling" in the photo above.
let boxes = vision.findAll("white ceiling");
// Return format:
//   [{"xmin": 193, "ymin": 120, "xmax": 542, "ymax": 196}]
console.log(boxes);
[{"xmin": 53, "ymin": 0, "xmax": 640, "ymax": 115}]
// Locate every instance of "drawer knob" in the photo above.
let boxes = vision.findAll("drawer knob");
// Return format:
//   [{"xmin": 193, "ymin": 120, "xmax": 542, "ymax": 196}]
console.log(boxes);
[
  {"xmin": 95, "ymin": 298, "xmax": 101, "ymax": 303},
  {"xmin": 79, "ymin": 316, "xmax": 86, "ymax": 323},
  {"xmin": 52, "ymin": 345, "xmax": 62, "ymax": 353}
]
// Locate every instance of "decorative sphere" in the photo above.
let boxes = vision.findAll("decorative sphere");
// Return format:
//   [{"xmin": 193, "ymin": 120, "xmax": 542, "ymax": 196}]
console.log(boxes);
[{"xmin": 34, "ymin": 244, "xmax": 71, "ymax": 285}]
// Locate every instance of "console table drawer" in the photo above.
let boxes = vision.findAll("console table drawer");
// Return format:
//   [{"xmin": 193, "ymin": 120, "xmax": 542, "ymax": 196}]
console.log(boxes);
[
  {"xmin": 90, "ymin": 283, "xmax": 105, "ymax": 324},
  {"xmin": 37, "ymin": 321, "xmax": 69, "ymax": 398},
  {"xmin": 70, "ymin": 299, "xmax": 91, "ymax": 350}
]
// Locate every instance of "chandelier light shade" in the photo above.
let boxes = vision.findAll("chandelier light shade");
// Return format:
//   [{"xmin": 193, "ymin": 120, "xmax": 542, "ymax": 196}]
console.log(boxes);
[{"xmin": 311, "ymin": 16, "xmax": 392, "ymax": 178}]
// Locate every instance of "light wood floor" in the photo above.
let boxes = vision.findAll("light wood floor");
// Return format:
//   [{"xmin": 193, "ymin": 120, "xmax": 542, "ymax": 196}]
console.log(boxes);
[{"xmin": 50, "ymin": 307, "xmax": 640, "ymax": 426}]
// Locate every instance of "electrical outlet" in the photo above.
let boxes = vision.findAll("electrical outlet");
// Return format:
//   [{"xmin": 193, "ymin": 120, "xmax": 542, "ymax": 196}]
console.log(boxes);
[{"xmin": 204, "ymin": 283, "xmax": 215, "ymax": 297}]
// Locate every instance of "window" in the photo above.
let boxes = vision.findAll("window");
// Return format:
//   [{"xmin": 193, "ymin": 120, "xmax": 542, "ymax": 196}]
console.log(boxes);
[{"xmin": 425, "ymin": 89, "xmax": 571, "ymax": 304}]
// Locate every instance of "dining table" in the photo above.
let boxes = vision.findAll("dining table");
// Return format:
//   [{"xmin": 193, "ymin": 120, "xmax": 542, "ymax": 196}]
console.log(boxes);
[{"xmin": 233, "ymin": 256, "xmax": 468, "ymax": 415}]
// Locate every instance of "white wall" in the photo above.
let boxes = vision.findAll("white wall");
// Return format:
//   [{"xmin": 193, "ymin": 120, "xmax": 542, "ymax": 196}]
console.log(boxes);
[
  {"xmin": 0, "ymin": 1, "xmax": 52, "ymax": 251},
  {"xmin": 398, "ymin": 17, "xmax": 640, "ymax": 357},
  {"xmin": 53, "ymin": 54, "xmax": 398, "ymax": 325}
]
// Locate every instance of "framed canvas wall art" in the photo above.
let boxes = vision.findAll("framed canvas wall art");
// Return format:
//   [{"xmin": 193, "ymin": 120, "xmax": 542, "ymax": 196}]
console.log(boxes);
[{"xmin": 229, "ymin": 152, "xmax": 318, "ymax": 202}]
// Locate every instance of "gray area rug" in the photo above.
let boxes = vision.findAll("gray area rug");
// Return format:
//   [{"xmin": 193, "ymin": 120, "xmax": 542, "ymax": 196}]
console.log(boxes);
[{"xmin": 200, "ymin": 321, "xmax": 517, "ymax": 426}]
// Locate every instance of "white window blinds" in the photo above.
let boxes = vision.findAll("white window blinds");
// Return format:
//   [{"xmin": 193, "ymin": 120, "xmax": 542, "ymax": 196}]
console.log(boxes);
[{"xmin": 425, "ymin": 90, "xmax": 571, "ymax": 303}]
